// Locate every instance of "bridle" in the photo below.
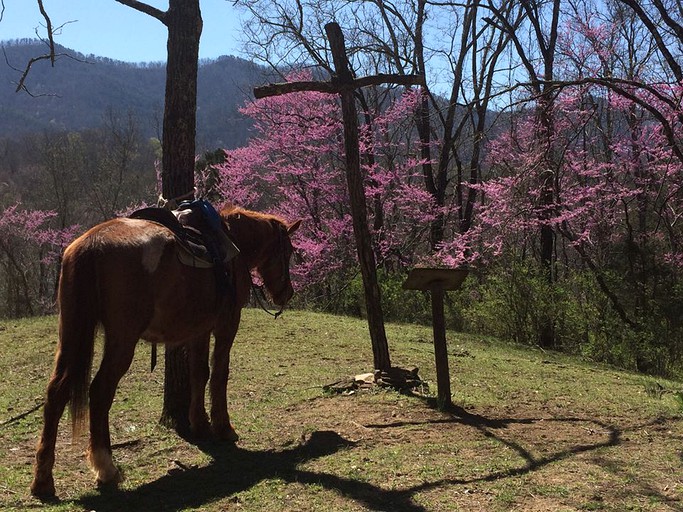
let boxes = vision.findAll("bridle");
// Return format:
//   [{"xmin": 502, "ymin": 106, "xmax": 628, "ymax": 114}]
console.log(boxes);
[
  {"xmin": 250, "ymin": 225, "xmax": 292, "ymax": 319},
  {"xmin": 251, "ymin": 281, "xmax": 285, "ymax": 319}
]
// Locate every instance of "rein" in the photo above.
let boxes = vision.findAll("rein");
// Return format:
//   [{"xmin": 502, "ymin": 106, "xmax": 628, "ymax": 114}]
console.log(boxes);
[{"xmin": 251, "ymin": 280, "xmax": 284, "ymax": 319}]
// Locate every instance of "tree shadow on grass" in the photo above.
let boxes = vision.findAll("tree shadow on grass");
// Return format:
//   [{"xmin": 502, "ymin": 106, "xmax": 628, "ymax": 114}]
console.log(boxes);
[
  {"xmin": 77, "ymin": 430, "xmax": 428, "ymax": 512},
  {"xmin": 391, "ymin": 394, "xmax": 624, "ymax": 482},
  {"xmin": 75, "ymin": 400, "xmax": 678, "ymax": 512},
  {"xmin": 372, "ymin": 394, "xmax": 683, "ymax": 507}
]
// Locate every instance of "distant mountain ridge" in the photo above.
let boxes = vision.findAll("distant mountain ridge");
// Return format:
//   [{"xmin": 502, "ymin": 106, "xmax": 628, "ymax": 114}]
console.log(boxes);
[{"xmin": 0, "ymin": 40, "xmax": 269, "ymax": 149}]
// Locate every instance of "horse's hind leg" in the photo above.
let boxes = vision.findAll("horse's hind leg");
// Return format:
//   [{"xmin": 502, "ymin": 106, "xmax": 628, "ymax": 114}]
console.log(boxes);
[
  {"xmin": 31, "ymin": 360, "xmax": 72, "ymax": 498},
  {"xmin": 87, "ymin": 330, "xmax": 137, "ymax": 486},
  {"xmin": 32, "ymin": 284, "xmax": 98, "ymax": 498}
]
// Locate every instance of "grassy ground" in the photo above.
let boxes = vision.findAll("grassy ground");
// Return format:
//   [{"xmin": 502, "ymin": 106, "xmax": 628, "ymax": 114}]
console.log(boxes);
[{"xmin": 0, "ymin": 309, "xmax": 681, "ymax": 511}]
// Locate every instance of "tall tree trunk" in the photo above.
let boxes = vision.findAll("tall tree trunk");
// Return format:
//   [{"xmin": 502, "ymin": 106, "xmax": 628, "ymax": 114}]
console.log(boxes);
[
  {"xmin": 537, "ymin": 93, "xmax": 556, "ymax": 349},
  {"xmin": 516, "ymin": 0, "xmax": 561, "ymax": 349},
  {"xmin": 158, "ymin": 0, "xmax": 202, "ymax": 433}
]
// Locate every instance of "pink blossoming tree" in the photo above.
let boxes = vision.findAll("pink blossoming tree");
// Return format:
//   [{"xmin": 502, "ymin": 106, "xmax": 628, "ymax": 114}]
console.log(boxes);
[
  {"xmin": 437, "ymin": 9, "xmax": 683, "ymax": 370},
  {"xmin": 214, "ymin": 73, "xmax": 437, "ymax": 293},
  {"xmin": 0, "ymin": 203, "xmax": 79, "ymax": 316}
]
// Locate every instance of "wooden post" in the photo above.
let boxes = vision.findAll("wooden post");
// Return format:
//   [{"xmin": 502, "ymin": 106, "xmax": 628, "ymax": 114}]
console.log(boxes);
[
  {"xmin": 254, "ymin": 22, "xmax": 424, "ymax": 376},
  {"xmin": 404, "ymin": 268, "xmax": 467, "ymax": 411},
  {"xmin": 430, "ymin": 281, "xmax": 452, "ymax": 410},
  {"xmin": 325, "ymin": 23, "xmax": 391, "ymax": 372}
]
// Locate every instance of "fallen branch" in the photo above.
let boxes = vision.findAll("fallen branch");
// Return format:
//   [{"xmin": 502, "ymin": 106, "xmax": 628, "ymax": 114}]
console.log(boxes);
[{"xmin": 0, "ymin": 402, "xmax": 44, "ymax": 427}]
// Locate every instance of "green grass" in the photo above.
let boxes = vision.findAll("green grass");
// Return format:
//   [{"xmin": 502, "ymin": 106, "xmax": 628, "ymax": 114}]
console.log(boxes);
[{"xmin": 1, "ymin": 309, "xmax": 682, "ymax": 511}]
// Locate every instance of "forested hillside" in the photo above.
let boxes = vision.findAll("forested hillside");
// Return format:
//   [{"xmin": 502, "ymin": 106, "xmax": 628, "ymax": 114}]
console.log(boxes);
[
  {"xmin": 4, "ymin": 0, "xmax": 683, "ymax": 381},
  {"xmin": 0, "ymin": 40, "xmax": 265, "ymax": 148},
  {"xmin": 0, "ymin": 42, "xmax": 275, "ymax": 320}
]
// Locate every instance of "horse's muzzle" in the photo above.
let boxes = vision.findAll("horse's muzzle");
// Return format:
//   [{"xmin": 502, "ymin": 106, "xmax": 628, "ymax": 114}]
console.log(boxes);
[{"xmin": 273, "ymin": 285, "xmax": 294, "ymax": 307}]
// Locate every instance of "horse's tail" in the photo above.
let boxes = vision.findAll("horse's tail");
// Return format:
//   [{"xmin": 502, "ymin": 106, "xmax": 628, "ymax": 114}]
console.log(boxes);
[{"xmin": 57, "ymin": 241, "xmax": 99, "ymax": 439}]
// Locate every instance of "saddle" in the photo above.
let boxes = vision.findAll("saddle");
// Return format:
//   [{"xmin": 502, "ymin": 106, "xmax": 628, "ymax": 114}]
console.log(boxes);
[{"xmin": 129, "ymin": 200, "xmax": 240, "ymax": 292}]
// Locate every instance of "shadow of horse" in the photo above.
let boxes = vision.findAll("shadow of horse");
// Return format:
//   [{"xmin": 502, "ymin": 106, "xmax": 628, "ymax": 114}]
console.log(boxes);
[{"xmin": 77, "ymin": 430, "xmax": 428, "ymax": 512}]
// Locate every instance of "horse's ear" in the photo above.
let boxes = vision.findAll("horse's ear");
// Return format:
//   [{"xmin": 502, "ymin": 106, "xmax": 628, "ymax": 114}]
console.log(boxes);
[{"xmin": 287, "ymin": 219, "xmax": 302, "ymax": 235}]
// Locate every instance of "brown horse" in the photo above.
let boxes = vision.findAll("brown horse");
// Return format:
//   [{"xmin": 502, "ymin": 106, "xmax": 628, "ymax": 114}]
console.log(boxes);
[{"xmin": 30, "ymin": 205, "xmax": 300, "ymax": 498}]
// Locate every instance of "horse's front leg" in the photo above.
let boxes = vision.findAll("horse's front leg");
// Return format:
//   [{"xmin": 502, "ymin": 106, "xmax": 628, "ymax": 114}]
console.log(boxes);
[
  {"xmin": 188, "ymin": 333, "xmax": 212, "ymax": 439},
  {"xmin": 210, "ymin": 309, "xmax": 240, "ymax": 442}
]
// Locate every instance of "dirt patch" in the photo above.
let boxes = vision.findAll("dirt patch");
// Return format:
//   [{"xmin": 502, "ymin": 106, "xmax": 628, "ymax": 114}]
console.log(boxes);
[
  {"xmin": 266, "ymin": 391, "xmax": 683, "ymax": 511},
  {"xmin": 4, "ymin": 384, "xmax": 683, "ymax": 511}
]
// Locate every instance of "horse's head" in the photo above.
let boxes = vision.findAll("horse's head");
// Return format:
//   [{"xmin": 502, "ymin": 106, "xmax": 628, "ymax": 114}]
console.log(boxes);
[{"xmin": 257, "ymin": 219, "xmax": 301, "ymax": 306}]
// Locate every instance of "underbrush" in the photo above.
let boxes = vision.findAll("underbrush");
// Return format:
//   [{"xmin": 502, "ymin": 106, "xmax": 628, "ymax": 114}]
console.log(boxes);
[{"xmin": 296, "ymin": 264, "xmax": 683, "ymax": 380}]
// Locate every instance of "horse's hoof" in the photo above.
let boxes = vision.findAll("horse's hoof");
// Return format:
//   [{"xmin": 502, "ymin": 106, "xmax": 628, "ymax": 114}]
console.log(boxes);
[
  {"xmin": 96, "ymin": 467, "xmax": 123, "ymax": 489},
  {"xmin": 213, "ymin": 425, "xmax": 239, "ymax": 443},
  {"xmin": 30, "ymin": 476, "xmax": 56, "ymax": 500},
  {"xmin": 88, "ymin": 448, "xmax": 124, "ymax": 487},
  {"xmin": 190, "ymin": 421, "xmax": 213, "ymax": 440}
]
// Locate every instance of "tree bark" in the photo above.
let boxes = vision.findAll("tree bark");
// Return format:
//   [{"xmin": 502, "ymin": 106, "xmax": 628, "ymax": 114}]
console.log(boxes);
[
  {"xmin": 160, "ymin": 0, "xmax": 201, "ymax": 200},
  {"xmin": 158, "ymin": 0, "xmax": 202, "ymax": 433}
]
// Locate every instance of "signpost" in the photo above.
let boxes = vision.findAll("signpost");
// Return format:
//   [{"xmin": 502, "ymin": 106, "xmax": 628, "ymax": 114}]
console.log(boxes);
[{"xmin": 403, "ymin": 268, "xmax": 468, "ymax": 410}]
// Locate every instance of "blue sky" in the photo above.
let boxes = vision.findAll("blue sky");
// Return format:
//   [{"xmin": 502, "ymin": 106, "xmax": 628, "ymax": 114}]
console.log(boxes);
[{"xmin": 0, "ymin": 0, "xmax": 244, "ymax": 62}]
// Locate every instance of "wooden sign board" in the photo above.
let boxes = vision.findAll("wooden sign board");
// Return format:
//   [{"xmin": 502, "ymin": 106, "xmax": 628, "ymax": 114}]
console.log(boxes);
[{"xmin": 402, "ymin": 267, "xmax": 468, "ymax": 292}]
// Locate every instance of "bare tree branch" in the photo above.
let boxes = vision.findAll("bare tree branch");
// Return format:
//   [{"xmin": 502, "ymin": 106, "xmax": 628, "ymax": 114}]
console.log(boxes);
[
  {"xmin": 36, "ymin": 0, "xmax": 55, "ymax": 66},
  {"xmin": 254, "ymin": 73, "xmax": 424, "ymax": 98},
  {"xmin": 8, "ymin": 2, "xmax": 87, "ymax": 95},
  {"xmin": 114, "ymin": 0, "xmax": 167, "ymax": 24},
  {"xmin": 6, "ymin": 0, "xmax": 59, "ymax": 95},
  {"xmin": 651, "ymin": 0, "xmax": 683, "ymax": 43},
  {"xmin": 9, "ymin": 52, "xmax": 55, "ymax": 94},
  {"xmin": 614, "ymin": 0, "xmax": 683, "ymax": 82},
  {"xmin": 4, "ymin": 44, "xmax": 87, "ymax": 96}
]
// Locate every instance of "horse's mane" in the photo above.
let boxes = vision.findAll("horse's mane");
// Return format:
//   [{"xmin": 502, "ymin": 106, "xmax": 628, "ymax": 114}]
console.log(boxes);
[{"xmin": 220, "ymin": 204, "xmax": 286, "ymax": 225}]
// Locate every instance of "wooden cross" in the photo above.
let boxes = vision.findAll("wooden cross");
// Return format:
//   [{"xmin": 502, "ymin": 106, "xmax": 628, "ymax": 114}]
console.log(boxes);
[{"xmin": 254, "ymin": 22, "xmax": 424, "ymax": 374}]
